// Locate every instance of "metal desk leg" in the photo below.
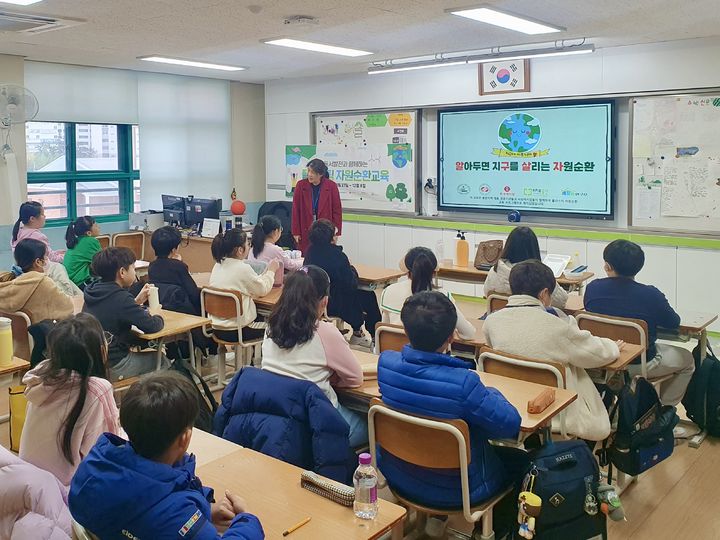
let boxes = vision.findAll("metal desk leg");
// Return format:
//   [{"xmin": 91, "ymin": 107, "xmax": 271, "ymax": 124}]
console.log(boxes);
[
  {"xmin": 186, "ymin": 331, "xmax": 196, "ymax": 371},
  {"xmin": 699, "ymin": 329, "xmax": 708, "ymax": 354},
  {"xmin": 155, "ymin": 337, "xmax": 166, "ymax": 371}
]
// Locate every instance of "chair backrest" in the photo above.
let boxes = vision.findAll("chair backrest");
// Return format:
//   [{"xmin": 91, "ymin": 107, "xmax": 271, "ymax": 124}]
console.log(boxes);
[
  {"xmin": 477, "ymin": 346, "xmax": 566, "ymax": 388},
  {"xmin": 374, "ymin": 323, "xmax": 409, "ymax": 353},
  {"xmin": 112, "ymin": 231, "xmax": 145, "ymax": 260},
  {"xmin": 71, "ymin": 519, "xmax": 100, "ymax": 540},
  {"xmin": 201, "ymin": 287, "xmax": 243, "ymax": 320},
  {"xmin": 369, "ymin": 398, "xmax": 470, "ymax": 468},
  {"xmin": 575, "ymin": 310, "xmax": 648, "ymax": 348},
  {"xmin": 0, "ymin": 310, "xmax": 33, "ymax": 361},
  {"xmin": 486, "ymin": 293, "xmax": 509, "ymax": 314},
  {"xmin": 96, "ymin": 234, "xmax": 111, "ymax": 250}
]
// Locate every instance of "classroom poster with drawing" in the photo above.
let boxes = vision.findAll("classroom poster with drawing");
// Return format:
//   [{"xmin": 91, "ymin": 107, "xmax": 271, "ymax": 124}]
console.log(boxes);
[
  {"xmin": 631, "ymin": 95, "xmax": 720, "ymax": 233},
  {"xmin": 284, "ymin": 111, "xmax": 417, "ymax": 213}
]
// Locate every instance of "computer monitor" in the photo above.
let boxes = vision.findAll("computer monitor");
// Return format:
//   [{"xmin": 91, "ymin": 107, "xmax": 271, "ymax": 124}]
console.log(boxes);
[
  {"xmin": 162, "ymin": 194, "xmax": 186, "ymax": 227},
  {"xmin": 184, "ymin": 197, "xmax": 222, "ymax": 233}
]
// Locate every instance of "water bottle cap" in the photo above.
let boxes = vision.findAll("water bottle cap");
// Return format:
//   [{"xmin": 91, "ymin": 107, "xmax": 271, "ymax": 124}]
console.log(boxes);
[
  {"xmin": 358, "ymin": 452, "xmax": 372, "ymax": 465},
  {"xmin": 0, "ymin": 317, "xmax": 11, "ymax": 329}
]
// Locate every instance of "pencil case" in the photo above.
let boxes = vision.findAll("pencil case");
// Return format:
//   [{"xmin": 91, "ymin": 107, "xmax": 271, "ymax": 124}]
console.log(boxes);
[{"xmin": 300, "ymin": 470, "xmax": 355, "ymax": 506}]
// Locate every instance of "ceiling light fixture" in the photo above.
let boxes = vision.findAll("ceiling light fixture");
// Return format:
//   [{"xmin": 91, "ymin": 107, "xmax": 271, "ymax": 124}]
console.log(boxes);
[
  {"xmin": 368, "ymin": 43, "xmax": 594, "ymax": 75},
  {"xmin": 0, "ymin": 0, "xmax": 44, "ymax": 5},
  {"xmin": 263, "ymin": 38, "xmax": 372, "ymax": 57},
  {"xmin": 139, "ymin": 56, "xmax": 245, "ymax": 72},
  {"xmin": 449, "ymin": 6, "xmax": 563, "ymax": 34}
]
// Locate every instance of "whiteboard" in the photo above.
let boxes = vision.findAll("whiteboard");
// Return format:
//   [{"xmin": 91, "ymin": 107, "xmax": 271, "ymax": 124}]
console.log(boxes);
[
  {"xmin": 288, "ymin": 110, "xmax": 419, "ymax": 214},
  {"xmin": 630, "ymin": 95, "xmax": 720, "ymax": 235}
]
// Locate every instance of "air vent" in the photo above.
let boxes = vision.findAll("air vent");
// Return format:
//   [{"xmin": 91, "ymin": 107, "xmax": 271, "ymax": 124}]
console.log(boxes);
[
  {"xmin": 283, "ymin": 15, "xmax": 319, "ymax": 26},
  {"xmin": 0, "ymin": 10, "xmax": 83, "ymax": 34}
]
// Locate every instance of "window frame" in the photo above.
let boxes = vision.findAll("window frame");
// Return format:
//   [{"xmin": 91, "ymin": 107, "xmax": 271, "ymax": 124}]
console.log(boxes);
[{"xmin": 27, "ymin": 122, "xmax": 140, "ymax": 226}]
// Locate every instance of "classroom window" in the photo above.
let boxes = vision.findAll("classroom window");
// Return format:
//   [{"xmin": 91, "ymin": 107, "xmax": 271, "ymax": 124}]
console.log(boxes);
[
  {"xmin": 26, "ymin": 123, "xmax": 139, "ymax": 225},
  {"xmin": 25, "ymin": 122, "xmax": 67, "ymax": 172}
]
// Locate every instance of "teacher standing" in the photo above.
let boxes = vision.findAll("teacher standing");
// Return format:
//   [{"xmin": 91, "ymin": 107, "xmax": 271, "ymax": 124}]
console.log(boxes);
[{"xmin": 291, "ymin": 158, "xmax": 343, "ymax": 254}]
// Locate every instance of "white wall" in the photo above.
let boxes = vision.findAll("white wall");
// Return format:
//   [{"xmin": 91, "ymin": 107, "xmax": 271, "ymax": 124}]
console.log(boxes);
[
  {"xmin": 264, "ymin": 36, "xmax": 720, "ymax": 230},
  {"xmin": 231, "ymin": 82, "xmax": 266, "ymax": 203},
  {"xmin": 0, "ymin": 54, "xmax": 26, "ymax": 226}
]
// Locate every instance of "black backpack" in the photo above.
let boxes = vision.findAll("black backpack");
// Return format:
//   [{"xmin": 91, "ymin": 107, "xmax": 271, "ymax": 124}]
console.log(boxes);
[
  {"xmin": 520, "ymin": 440, "xmax": 606, "ymax": 539},
  {"xmin": 681, "ymin": 343, "xmax": 720, "ymax": 436},
  {"xmin": 600, "ymin": 377, "xmax": 678, "ymax": 478},
  {"xmin": 170, "ymin": 357, "xmax": 218, "ymax": 431}
]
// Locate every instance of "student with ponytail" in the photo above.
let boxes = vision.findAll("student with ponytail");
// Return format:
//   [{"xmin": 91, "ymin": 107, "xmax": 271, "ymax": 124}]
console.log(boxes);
[
  {"xmin": 248, "ymin": 215, "xmax": 303, "ymax": 287},
  {"xmin": 380, "ymin": 247, "xmax": 476, "ymax": 340},
  {"xmin": 208, "ymin": 228, "xmax": 279, "ymax": 342},
  {"xmin": 262, "ymin": 265, "xmax": 366, "ymax": 446},
  {"xmin": 20, "ymin": 313, "xmax": 123, "ymax": 487},
  {"xmin": 63, "ymin": 216, "xmax": 102, "ymax": 288},
  {"xmin": 11, "ymin": 201, "xmax": 65, "ymax": 263}
]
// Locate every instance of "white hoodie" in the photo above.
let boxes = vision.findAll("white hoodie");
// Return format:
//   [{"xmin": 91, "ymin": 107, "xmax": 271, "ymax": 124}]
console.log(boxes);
[
  {"xmin": 483, "ymin": 295, "xmax": 619, "ymax": 441},
  {"xmin": 484, "ymin": 259, "xmax": 568, "ymax": 309}
]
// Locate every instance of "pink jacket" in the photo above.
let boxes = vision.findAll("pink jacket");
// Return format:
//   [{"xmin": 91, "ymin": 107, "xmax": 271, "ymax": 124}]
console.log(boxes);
[
  {"xmin": 12, "ymin": 227, "xmax": 64, "ymax": 263},
  {"xmin": 248, "ymin": 242, "xmax": 303, "ymax": 286},
  {"xmin": 0, "ymin": 445, "xmax": 72, "ymax": 540},
  {"xmin": 20, "ymin": 362, "xmax": 123, "ymax": 487}
]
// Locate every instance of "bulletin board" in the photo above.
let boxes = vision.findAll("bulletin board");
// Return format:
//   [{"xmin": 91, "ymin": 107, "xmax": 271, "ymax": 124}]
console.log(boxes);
[
  {"xmin": 285, "ymin": 109, "xmax": 420, "ymax": 213},
  {"xmin": 630, "ymin": 94, "xmax": 720, "ymax": 235}
]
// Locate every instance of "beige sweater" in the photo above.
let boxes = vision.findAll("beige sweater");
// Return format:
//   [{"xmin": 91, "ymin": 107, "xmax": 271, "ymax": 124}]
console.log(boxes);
[
  {"xmin": 483, "ymin": 295, "xmax": 619, "ymax": 441},
  {"xmin": 0, "ymin": 271, "xmax": 74, "ymax": 324},
  {"xmin": 484, "ymin": 259, "xmax": 568, "ymax": 308},
  {"xmin": 208, "ymin": 258, "xmax": 275, "ymax": 329}
]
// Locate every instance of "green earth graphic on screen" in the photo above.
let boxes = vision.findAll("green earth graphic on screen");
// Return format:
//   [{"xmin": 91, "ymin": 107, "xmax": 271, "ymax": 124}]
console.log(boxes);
[{"xmin": 498, "ymin": 113, "xmax": 541, "ymax": 153}]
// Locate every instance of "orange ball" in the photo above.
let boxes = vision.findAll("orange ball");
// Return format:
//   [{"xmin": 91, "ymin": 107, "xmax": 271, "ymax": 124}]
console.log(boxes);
[{"xmin": 231, "ymin": 200, "xmax": 246, "ymax": 215}]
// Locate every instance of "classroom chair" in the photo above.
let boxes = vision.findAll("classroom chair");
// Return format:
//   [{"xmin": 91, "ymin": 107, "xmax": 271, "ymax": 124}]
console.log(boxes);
[
  {"xmin": 96, "ymin": 234, "xmax": 111, "ymax": 250},
  {"xmin": 201, "ymin": 288, "xmax": 263, "ymax": 389},
  {"xmin": 486, "ymin": 293, "xmax": 509, "ymax": 314},
  {"xmin": 71, "ymin": 518, "xmax": 99, "ymax": 540},
  {"xmin": 111, "ymin": 231, "xmax": 145, "ymax": 260},
  {"xmin": 0, "ymin": 309, "xmax": 33, "ymax": 362},
  {"xmin": 368, "ymin": 398, "xmax": 511, "ymax": 540},
  {"xmin": 374, "ymin": 323, "xmax": 409, "ymax": 353},
  {"xmin": 477, "ymin": 347, "xmax": 569, "ymax": 439}
]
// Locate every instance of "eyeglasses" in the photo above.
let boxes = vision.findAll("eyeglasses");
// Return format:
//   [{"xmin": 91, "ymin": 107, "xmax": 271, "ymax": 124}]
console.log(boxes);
[{"xmin": 103, "ymin": 331, "xmax": 114, "ymax": 345}]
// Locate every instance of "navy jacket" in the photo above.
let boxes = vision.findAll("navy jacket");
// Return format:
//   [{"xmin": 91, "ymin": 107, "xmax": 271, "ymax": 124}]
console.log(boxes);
[
  {"xmin": 149, "ymin": 257, "xmax": 202, "ymax": 314},
  {"xmin": 584, "ymin": 276, "xmax": 680, "ymax": 359},
  {"xmin": 69, "ymin": 433, "xmax": 264, "ymax": 540},
  {"xmin": 378, "ymin": 346, "xmax": 521, "ymax": 508},
  {"xmin": 213, "ymin": 367, "xmax": 355, "ymax": 485}
]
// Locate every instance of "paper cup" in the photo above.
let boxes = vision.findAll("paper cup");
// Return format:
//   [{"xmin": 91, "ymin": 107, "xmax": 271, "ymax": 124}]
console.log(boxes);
[{"xmin": 148, "ymin": 285, "xmax": 160, "ymax": 311}]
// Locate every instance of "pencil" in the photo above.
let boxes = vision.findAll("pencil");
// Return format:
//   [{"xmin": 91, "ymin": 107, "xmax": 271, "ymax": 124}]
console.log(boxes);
[{"xmin": 282, "ymin": 516, "xmax": 311, "ymax": 536}]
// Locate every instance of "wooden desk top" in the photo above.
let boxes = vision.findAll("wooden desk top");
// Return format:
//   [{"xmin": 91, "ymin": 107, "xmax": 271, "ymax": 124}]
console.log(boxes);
[
  {"xmin": 191, "ymin": 430, "xmax": 406, "ymax": 540},
  {"xmin": 353, "ymin": 264, "xmax": 405, "ymax": 287},
  {"xmin": 563, "ymin": 296, "xmax": 717, "ymax": 334},
  {"xmin": 254, "ymin": 287, "xmax": 283, "ymax": 311},
  {"xmin": 437, "ymin": 263, "xmax": 593, "ymax": 287},
  {"xmin": 138, "ymin": 309, "xmax": 210, "ymax": 340},
  {"xmin": 0, "ymin": 356, "xmax": 30, "ymax": 377},
  {"xmin": 339, "ymin": 356, "xmax": 576, "ymax": 433},
  {"xmin": 457, "ymin": 318, "xmax": 487, "ymax": 348},
  {"xmin": 605, "ymin": 343, "xmax": 645, "ymax": 370}
]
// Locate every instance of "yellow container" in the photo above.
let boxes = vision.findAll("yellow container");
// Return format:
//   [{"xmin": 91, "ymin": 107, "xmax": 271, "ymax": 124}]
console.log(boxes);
[
  {"xmin": 0, "ymin": 317, "xmax": 13, "ymax": 367},
  {"xmin": 454, "ymin": 231, "xmax": 469, "ymax": 268}
]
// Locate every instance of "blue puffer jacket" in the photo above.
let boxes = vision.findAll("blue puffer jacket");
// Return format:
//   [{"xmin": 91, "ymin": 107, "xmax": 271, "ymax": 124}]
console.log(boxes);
[
  {"xmin": 213, "ymin": 367, "xmax": 355, "ymax": 485},
  {"xmin": 378, "ymin": 346, "xmax": 522, "ymax": 509},
  {"xmin": 69, "ymin": 433, "xmax": 264, "ymax": 540}
]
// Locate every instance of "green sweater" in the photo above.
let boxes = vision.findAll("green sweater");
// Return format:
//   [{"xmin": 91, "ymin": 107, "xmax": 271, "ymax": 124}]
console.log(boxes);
[{"xmin": 63, "ymin": 235, "xmax": 102, "ymax": 286}]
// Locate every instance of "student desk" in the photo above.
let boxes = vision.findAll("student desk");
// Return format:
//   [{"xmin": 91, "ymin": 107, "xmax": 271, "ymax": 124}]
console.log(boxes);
[
  {"xmin": 338, "ymin": 354, "xmax": 577, "ymax": 434},
  {"xmin": 437, "ymin": 263, "xmax": 594, "ymax": 293},
  {"xmin": 137, "ymin": 309, "xmax": 211, "ymax": 371},
  {"xmin": 189, "ymin": 429, "xmax": 407, "ymax": 540},
  {"xmin": 0, "ymin": 357, "xmax": 31, "ymax": 424}
]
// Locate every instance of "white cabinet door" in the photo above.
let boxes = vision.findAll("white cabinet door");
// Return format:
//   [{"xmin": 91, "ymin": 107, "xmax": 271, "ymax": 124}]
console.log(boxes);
[
  {"xmin": 357, "ymin": 223, "xmax": 386, "ymax": 267},
  {"xmin": 676, "ymin": 248, "xmax": 720, "ymax": 332},
  {"xmin": 384, "ymin": 225, "xmax": 412, "ymax": 269}
]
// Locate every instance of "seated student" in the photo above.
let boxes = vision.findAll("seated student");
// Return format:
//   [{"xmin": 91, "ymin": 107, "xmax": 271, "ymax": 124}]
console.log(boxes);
[
  {"xmin": 262, "ymin": 265, "xmax": 366, "ymax": 446},
  {"xmin": 148, "ymin": 226, "xmax": 201, "ymax": 314},
  {"xmin": 378, "ymin": 291, "xmax": 524, "ymax": 512},
  {"xmin": 381, "ymin": 247, "xmax": 475, "ymax": 340},
  {"xmin": 248, "ymin": 215, "xmax": 303, "ymax": 287},
  {"xmin": 484, "ymin": 226, "xmax": 568, "ymax": 309},
  {"xmin": 69, "ymin": 371, "xmax": 264, "ymax": 540},
  {"xmin": 0, "ymin": 239, "xmax": 73, "ymax": 324},
  {"xmin": 20, "ymin": 313, "xmax": 122, "ymax": 487},
  {"xmin": 584, "ymin": 239, "xmax": 695, "ymax": 407},
  {"xmin": 11, "ymin": 201, "xmax": 64, "ymax": 263},
  {"xmin": 209, "ymin": 228, "xmax": 278, "ymax": 343},
  {"xmin": 63, "ymin": 216, "xmax": 102, "ymax": 289},
  {"xmin": 304, "ymin": 219, "xmax": 381, "ymax": 348},
  {"xmin": 483, "ymin": 260, "xmax": 621, "ymax": 441},
  {"xmin": 83, "ymin": 247, "xmax": 166, "ymax": 380}
]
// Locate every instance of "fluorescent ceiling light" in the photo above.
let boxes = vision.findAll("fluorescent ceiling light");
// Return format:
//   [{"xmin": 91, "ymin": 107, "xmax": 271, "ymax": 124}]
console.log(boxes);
[
  {"xmin": 264, "ymin": 38, "xmax": 372, "ymax": 57},
  {"xmin": 139, "ymin": 56, "xmax": 245, "ymax": 72},
  {"xmin": 0, "ymin": 0, "xmax": 44, "ymax": 4},
  {"xmin": 450, "ymin": 7, "xmax": 563, "ymax": 34},
  {"xmin": 368, "ymin": 44, "xmax": 594, "ymax": 75}
]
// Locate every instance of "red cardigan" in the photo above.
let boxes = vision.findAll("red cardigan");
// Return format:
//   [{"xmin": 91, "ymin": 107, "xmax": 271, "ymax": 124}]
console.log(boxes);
[{"xmin": 291, "ymin": 177, "xmax": 343, "ymax": 254}]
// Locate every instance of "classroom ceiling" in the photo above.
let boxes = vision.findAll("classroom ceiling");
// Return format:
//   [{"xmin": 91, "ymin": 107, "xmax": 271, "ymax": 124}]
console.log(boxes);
[{"xmin": 0, "ymin": 0, "xmax": 716, "ymax": 83}]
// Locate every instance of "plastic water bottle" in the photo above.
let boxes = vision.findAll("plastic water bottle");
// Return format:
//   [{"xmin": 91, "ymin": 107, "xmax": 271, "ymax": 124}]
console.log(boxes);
[{"xmin": 353, "ymin": 453, "xmax": 378, "ymax": 520}]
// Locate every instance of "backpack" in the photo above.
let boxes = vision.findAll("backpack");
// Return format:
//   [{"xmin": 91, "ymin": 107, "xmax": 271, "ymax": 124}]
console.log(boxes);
[
  {"xmin": 169, "ymin": 357, "xmax": 218, "ymax": 431},
  {"xmin": 600, "ymin": 377, "xmax": 678, "ymax": 478},
  {"xmin": 681, "ymin": 343, "xmax": 720, "ymax": 436},
  {"xmin": 520, "ymin": 440, "xmax": 606, "ymax": 539}
]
